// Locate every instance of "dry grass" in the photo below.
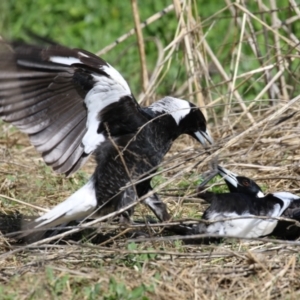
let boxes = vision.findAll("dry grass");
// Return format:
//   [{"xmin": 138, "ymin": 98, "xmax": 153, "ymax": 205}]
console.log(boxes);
[{"xmin": 1, "ymin": 1, "xmax": 300, "ymax": 299}]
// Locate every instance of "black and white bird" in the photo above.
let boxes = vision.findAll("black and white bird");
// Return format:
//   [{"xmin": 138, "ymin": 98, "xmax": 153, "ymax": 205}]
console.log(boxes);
[
  {"xmin": 194, "ymin": 165, "xmax": 300, "ymax": 238},
  {"xmin": 215, "ymin": 166, "xmax": 300, "ymax": 239},
  {"xmin": 0, "ymin": 42, "xmax": 212, "ymax": 235}
]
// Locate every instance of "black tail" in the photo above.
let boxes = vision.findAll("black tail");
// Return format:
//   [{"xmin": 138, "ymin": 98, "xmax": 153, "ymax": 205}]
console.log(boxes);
[
  {"xmin": 0, "ymin": 211, "xmax": 24, "ymax": 235},
  {"xmin": 0, "ymin": 211, "xmax": 117, "ymax": 244},
  {"xmin": 0, "ymin": 212, "xmax": 47, "ymax": 243}
]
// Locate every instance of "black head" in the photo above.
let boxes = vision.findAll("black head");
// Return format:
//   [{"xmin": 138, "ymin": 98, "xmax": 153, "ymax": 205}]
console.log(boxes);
[
  {"xmin": 218, "ymin": 165, "xmax": 264, "ymax": 197},
  {"xmin": 148, "ymin": 97, "xmax": 213, "ymax": 147}
]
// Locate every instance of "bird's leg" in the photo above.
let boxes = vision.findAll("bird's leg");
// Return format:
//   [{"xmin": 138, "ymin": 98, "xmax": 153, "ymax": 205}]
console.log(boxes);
[
  {"xmin": 136, "ymin": 179, "xmax": 171, "ymax": 222},
  {"xmin": 143, "ymin": 193, "xmax": 171, "ymax": 222},
  {"xmin": 118, "ymin": 211, "xmax": 133, "ymax": 224}
]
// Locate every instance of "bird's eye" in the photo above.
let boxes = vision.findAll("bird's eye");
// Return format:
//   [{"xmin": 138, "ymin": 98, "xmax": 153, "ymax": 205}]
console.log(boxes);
[{"xmin": 242, "ymin": 180, "xmax": 249, "ymax": 186}]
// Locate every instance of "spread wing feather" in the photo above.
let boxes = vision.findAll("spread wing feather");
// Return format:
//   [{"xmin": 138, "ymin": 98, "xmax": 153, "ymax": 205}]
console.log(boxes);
[{"xmin": 0, "ymin": 42, "xmax": 136, "ymax": 176}]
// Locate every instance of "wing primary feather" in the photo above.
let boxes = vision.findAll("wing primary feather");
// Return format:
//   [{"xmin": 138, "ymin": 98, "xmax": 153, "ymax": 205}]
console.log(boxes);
[{"xmin": 0, "ymin": 42, "xmax": 135, "ymax": 175}]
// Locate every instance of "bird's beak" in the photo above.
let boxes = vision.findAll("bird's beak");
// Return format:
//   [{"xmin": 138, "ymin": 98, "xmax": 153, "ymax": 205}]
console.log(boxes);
[
  {"xmin": 217, "ymin": 165, "xmax": 238, "ymax": 188},
  {"xmin": 193, "ymin": 130, "xmax": 213, "ymax": 147}
]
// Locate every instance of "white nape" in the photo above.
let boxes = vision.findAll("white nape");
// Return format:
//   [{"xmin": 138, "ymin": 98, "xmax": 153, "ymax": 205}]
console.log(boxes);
[
  {"xmin": 257, "ymin": 191, "xmax": 264, "ymax": 198},
  {"xmin": 149, "ymin": 97, "xmax": 192, "ymax": 125}
]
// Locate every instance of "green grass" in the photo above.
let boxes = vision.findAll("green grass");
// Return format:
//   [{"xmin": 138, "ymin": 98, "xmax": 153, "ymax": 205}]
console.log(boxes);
[
  {"xmin": 1, "ymin": 2, "xmax": 300, "ymax": 299},
  {"xmin": 0, "ymin": 268, "xmax": 155, "ymax": 299},
  {"xmin": 102, "ymin": 277, "xmax": 154, "ymax": 300},
  {"xmin": 1, "ymin": 1, "xmax": 297, "ymax": 100}
]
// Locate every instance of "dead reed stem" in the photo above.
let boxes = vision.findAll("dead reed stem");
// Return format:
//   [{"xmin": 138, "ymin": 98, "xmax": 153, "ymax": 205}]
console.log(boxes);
[
  {"xmin": 2, "ymin": 2, "xmax": 300, "ymax": 299},
  {"xmin": 131, "ymin": 0, "xmax": 149, "ymax": 95}
]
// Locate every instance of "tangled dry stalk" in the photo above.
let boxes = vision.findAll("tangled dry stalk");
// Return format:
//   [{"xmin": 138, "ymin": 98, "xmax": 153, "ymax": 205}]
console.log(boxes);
[{"xmin": 1, "ymin": 1, "xmax": 300, "ymax": 299}]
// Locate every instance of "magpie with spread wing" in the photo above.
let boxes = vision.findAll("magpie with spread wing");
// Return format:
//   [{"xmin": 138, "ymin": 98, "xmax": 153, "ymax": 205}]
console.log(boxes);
[{"xmin": 0, "ymin": 42, "xmax": 212, "ymax": 235}]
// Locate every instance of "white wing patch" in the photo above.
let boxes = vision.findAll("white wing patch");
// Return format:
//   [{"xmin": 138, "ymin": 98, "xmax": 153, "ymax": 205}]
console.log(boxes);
[
  {"xmin": 82, "ymin": 65, "xmax": 131, "ymax": 154},
  {"xmin": 49, "ymin": 57, "xmax": 132, "ymax": 154},
  {"xmin": 272, "ymin": 192, "xmax": 297, "ymax": 216},
  {"xmin": 206, "ymin": 205, "xmax": 284, "ymax": 238},
  {"xmin": 273, "ymin": 191, "xmax": 300, "ymax": 202},
  {"xmin": 149, "ymin": 96, "xmax": 191, "ymax": 125},
  {"xmin": 103, "ymin": 64, "xmax": 131, "ymax": 92},
  {"xmin": 205, "ymin": 212, "xmax": 264, "ymax": 238},
  {"xmin": 49, "ymin": 56, "xmax": 81, "ymax": 65}
]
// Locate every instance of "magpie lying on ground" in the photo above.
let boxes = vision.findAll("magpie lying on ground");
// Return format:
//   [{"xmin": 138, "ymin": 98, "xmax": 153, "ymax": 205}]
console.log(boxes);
[
  {"xmin": 197, "ymin": 188, "xmax": 297, "ymax": 238},
  {"xmin": 212, "ymin": 166, "xmax": 300, "ymax": 239},
  {"xmin": 0, "ymin": 42, "xmax": 212, "ymax": 238},
  {"xmin": 193, "ymin": 166, "xmax": 300, "ymax": 239}
]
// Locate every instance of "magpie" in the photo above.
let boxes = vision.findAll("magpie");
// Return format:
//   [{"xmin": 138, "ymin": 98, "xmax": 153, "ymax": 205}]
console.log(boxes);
[
  {"xmin": 197, "ymin": 188, "xmax": 297, "ymax": 238},
  {"xmin": 194, "ymin": 166, "xmax": 300, "ymax": 238},
  {"xmin": 214, "ymin": 166, "xmax": 300, "ymax": 239},
  {"xmin": 0, "ymin": 42, "xmax": 212, "ymax": 235}
]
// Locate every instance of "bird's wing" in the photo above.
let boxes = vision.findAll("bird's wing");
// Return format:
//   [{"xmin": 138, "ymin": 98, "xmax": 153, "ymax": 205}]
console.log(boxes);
[{"xmin": 0, "ymin": 43, "xmax": 141, "ymax": 176}]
